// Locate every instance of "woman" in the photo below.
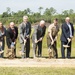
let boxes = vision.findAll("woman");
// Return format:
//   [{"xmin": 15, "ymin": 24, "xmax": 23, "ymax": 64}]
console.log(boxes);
[{"xmin": 0, "ymin": 21, "xmax": 6, "ymax": 58}]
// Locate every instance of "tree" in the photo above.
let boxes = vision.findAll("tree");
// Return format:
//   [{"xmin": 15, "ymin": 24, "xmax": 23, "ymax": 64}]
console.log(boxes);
[
  {"xmin": 1, "ymin": 12, "xmax": 8, "ymax": 17},
  {"xmin": 62, "ymin": 10, "xmax": 69, "ymax": 17},
  {"xmin": 17, "ymin": 10, "xmax": 23, "ymax": 17},
  {"xmin": 6, "ymin": 7, "xmax": 11, "ymax": 14},
  {"xmin": 44, "ymin": 8, "xmax": 51, "ymax": 16},
  {"xmin": 49, "ymin": 7, "xmax": 56, "ymax": 15},
  {"xmin": 44, "ymin": 7, "xmax": 56, "ymax": 16},
  {"xmin": 69, "ymin": 9, "xmax": 74, "ymax": 15},
  {"xmin": 23, "ymin": 9, "xmax": 28, "ymax": 15},
  {"xmin": 38, "ymin": 7, "xmax": 43, "ymax": 15},
  {"xmin": 26, "ymin": 8, "xmax": 31, "ymax": 14}
]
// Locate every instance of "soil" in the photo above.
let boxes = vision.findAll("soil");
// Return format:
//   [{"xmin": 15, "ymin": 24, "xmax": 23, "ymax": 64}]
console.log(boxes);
[{"xmin": 0, "ymin": 58, "xmax": 75, "ymax": 67}]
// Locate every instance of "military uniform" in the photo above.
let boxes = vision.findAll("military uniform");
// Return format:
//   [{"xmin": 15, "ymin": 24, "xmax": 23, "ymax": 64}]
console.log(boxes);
[{"xmin": 47, "ymin": 23, "xmax": 59, "ymax": 58}]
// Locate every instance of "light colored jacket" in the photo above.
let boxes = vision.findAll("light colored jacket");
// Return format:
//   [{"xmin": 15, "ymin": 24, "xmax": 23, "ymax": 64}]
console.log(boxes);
[{"xmin": 19, "ymin": 22, "xmax": 31, "ymax": 44}]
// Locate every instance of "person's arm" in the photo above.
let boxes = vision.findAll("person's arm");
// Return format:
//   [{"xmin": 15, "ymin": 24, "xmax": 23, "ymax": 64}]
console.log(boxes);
[
  {"xmin": 54, "ymin": 36, "xmax": 57, "ymax": 41},
  {"xmin": 54, "ymin": 25, "xmax": 59, "ymax": 41},
  {"xmin": 34, "ymin": 26, "xmax": 38, "ymax": 43},
  {"xmin": 14, "ymin": 26, "xmax": 18, "ymax": 44},
  {"xmin": 62, "ymin": 24, "xmax": 69, "ymax": 39},
  {"xmin": 48, "ymin": 25, "xmax": 55, "ymax": 45},
  {"xmin": 6, "ymin": 29, "xmax": 12, "ymax": 48},
  {"xmin": 6, "ymin": 29, "xmax": 12, "ymax": 43},
  {"xmin": 41, "ymin": 26, "xmax": 46, "ymax": 38},
  {"xmin": 71, "ymin": 23, "xmax": 74, "ymax": 37},
  {"xmin": 29, "ymin": 22, "xmax": 31, "ymax": 35},
  {"xmin": 39, "ymin": 26, "xmax": 46, "ymax": 42},
  {"xmin": 19, "ymin": 24, "xmax": 25, "ymax": 41},
  {"xmin": 49, "ymin": 31, "xmax": 54, "ymax": 41},
  {"xmin": 26, "ymin": 22, "xmax": 31, "ymax": 38},
  {"xmin": 15, "ymin": 26, "xmax": 18, "ymax": 39},
  {"xmin": 48, "ymin": 25, "xmax": 54, "ymax": 41}
]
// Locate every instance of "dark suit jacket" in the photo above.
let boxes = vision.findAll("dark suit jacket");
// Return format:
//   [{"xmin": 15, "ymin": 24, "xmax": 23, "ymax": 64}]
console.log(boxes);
[
  {"xmin": 32, "ymin": 25, "xmax": 46, "ymax": 42},
  {"xmin": 0, "ymin": 26, "xmax": 6, "ymax": 50},
  {"xmin": 6, "ymin": 26, "xmax": 18, "ymax": 48},
  {"xmin": 61, "ymin": 22, "xmax": 74, "ymax": 42},
  {"xmin": 19, "ymin": 22, "xmax": 31, "ymax": 43},
  {"xmin": 0, "ymin": 26, "xmax": 6, "ymax": 40}
]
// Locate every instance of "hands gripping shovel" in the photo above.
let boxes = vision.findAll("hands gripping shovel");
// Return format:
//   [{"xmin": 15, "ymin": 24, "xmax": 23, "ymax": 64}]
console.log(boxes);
[
  {"xmin": 63, "ymin": 38, "xmax": 71, "ymax": 48},
  {"xmin": 63, "ymin": 41, "xmax": 70, "ymax": 48}
]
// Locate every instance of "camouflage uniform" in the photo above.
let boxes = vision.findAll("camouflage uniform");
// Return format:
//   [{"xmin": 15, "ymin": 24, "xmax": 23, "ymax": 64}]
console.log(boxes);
[{"xmin": 47, "ymin": 23, "xmax": 59, "ymax": 58}]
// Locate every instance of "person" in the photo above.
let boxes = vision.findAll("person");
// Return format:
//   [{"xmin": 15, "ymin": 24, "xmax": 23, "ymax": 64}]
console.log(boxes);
[
  {"xmin": 47, "ymin": 18, "xmax": 59, "ymax": 58},
  {"xmin": 6, "ymin": 22, "xmax": 18, "ymax": 58},
  {"xmin": 19, "ymin": 16, "xmax": 31, "ymax": 58},
  {"xmin": 32, "ymin": 20, "xmax": 46, "ymax": 58},
  {"xmin": 0, "ymin": 21, "xmax": 6, "ymax": 58},
  {"xmin": 60, "ymin": 17, "xmax": 74, "ymax": 59}
]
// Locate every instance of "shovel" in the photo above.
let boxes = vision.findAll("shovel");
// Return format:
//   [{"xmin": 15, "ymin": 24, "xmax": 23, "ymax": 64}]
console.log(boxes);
[{"xmin": 63, "ymin": 41, "xmax": 70, "ymax": 48}]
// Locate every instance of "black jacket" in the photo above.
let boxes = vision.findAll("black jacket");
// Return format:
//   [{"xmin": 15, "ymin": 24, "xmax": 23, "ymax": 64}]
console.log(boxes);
[
  {"xmin": 6, "ymin": 26, "xmax": 18, "ymax": 48},
  {"xmin": 61, "ymin": 22, "xmax": 74, "ymax": 42},
  {"xmin": 32, "ymin": 25, "xmax": 46, "ymax": 42}
]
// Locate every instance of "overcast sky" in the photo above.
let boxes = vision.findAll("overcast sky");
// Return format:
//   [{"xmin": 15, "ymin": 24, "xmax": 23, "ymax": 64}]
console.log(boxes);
[{"xmin": 0, "ymin": 0, "xmax": 75, "ymax": 14}]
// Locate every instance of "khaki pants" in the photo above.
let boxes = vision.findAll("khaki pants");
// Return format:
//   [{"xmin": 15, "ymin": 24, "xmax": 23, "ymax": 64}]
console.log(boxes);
[{"xmin": 47, "ymin": 35, "xmax": 58, "ymax": 58}]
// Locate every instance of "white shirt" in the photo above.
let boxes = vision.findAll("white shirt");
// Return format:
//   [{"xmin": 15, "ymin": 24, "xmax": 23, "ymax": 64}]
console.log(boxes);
[{"xmin": 67, "ymin": 23, "xmax": 72, "ymax": 37}]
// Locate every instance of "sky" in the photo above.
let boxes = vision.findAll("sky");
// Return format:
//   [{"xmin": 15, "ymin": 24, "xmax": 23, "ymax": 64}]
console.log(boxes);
[{"xmin": 0, "ymin": 0, "xmax": 75, "ymax": 14}]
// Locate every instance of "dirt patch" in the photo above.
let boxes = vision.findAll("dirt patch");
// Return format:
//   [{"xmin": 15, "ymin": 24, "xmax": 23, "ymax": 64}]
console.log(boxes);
[{"xmin": 0, "ymin": 58, "xmax": 75, "ymax": 67}]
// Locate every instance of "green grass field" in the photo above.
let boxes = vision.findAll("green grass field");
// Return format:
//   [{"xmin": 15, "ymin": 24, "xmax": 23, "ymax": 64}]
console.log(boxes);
[{"xmin": 0, "ymin": 67, "xmax": 75, "ymax": 75}]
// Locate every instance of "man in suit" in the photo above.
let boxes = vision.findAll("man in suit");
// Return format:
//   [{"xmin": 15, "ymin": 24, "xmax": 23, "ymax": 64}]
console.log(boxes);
[
  {"xmin": 19, "ymin": 16, "xmax": 31, "ymax": 58},
  {"xmin": 6, "ymin": 22, "xmax": 18, "ymax": 58},
  {"xmin": 60, "ymin": 17, "xmax": 74, "ymax": 58},
  {"xmin": 32, "ymin": 20, "xmax": 46, "ymax": 58}
]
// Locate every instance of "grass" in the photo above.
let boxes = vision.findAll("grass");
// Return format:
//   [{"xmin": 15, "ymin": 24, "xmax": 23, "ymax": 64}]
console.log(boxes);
[{"xmin": 0, "ymin": 67, "xmax": 75, "ymax": 75}]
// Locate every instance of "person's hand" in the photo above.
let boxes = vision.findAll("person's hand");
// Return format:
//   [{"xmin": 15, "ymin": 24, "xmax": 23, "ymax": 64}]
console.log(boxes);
[
  {"xmin": 39, "ymin": 37, "xmax": 43, "ymax": 41},
  {"xmin": 51, "ymin": 40, "xmax": 54, "ymax": 45},
  {"xmin": 54, "ymin": 37, "xmax": 57, "ymax": 41},
  {"xmin": 35, "ymin": 39, "xmax": 38, "ymax": 43},
  {"xmin": 14, "ymin": 42, "xmax": 16, "ymax": 45},
  {"xmin": 67, "ymin": 38, "xmax": 71, "ymax": 43},
  {"xmin": 24, "ymin": 39, "xmax": 26, "ymax": 45},
  {"xmin": 26, "ymin": 35, "xmax": 29, "ymax": 38},
  {"xmin": 14, "ymin": 39, "xmax": 17, "ymax": 44},
  {"xmin": 71, "ymin": 36, "xmax": 73, "ymax": 39},
  {"xmin": 1, "ymin": 32, "xmax": 4, "ymax": 35},
  {"xmin": 0, "ymin": 42, "xmax": 2, "ymax": 46}
]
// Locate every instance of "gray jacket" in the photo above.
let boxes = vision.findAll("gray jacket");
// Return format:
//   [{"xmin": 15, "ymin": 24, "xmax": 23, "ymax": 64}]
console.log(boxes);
[
  {"xmin": 19, "ymin": 22, "xmax": 31, "ymax": 43},
  {"xmin": 32, "ymin": 25, "xmax": 46, "ymax": 43}
]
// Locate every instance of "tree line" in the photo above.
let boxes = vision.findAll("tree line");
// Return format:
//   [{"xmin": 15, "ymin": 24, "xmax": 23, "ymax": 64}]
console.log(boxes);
[{"xmin": 0, "ymin": 7, "xmax": 75, "ymax": 25}]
